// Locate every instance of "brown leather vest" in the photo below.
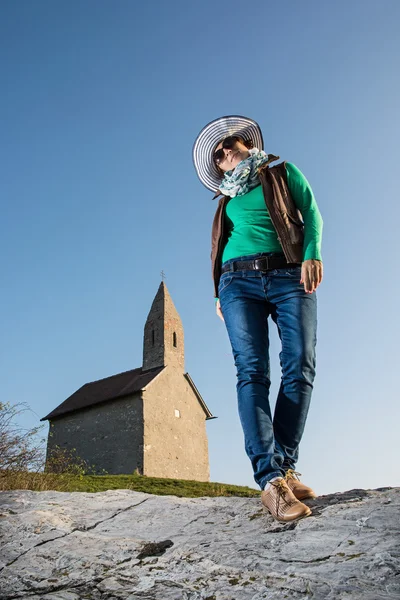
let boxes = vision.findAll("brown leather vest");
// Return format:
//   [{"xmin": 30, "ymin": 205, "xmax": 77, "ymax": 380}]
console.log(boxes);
[{"xmin": 211, "ymin": 157, "xmax": 304, "ymax": 297}]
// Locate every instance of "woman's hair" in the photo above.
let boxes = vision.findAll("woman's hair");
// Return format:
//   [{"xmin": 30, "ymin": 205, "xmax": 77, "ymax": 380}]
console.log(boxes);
[
  {"xmin": 213, "ymin": 136, "xmax": 254, "ymax": 177},
  {"xmin": 215, "ymin": 164, "xmax": 225, "ymax": 178},
  {"xmin": 242, "ymin": 138, "xmax": 254, "ymax": 150}
]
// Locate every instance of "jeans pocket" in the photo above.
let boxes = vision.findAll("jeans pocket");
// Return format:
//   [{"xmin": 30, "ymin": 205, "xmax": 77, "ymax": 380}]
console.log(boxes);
[{"xmin": 218, "ymin": 273, "xmax": 234, "ymax": 294}]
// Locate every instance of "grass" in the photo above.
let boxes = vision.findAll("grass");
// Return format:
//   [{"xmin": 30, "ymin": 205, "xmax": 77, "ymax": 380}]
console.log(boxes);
[{"xmin": 0, "ymin": 471, "xmax": 260, "ymax": 498}]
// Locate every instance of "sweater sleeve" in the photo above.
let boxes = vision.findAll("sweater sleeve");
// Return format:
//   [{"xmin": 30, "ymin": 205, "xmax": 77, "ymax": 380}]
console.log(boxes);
[{"xmin": 285, "ymin": 162, "xmax": 323, "ymax": 262}]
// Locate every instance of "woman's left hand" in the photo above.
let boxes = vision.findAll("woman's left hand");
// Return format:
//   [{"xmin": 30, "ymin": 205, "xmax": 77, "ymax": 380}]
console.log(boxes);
[{"xmin": 300, "ymin": 259, "xmax": 323, "ymax": 293}]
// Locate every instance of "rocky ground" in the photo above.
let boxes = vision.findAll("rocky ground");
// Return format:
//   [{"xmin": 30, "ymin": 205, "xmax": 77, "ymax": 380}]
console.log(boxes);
[{"xmin": 0, "ymin": 486, "xmax": 399, "ymax": 600}]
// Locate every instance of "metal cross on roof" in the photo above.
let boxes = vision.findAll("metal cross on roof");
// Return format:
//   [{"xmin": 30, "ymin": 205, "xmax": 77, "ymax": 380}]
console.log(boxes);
[{"xmin": 160, "ymin": 270, "xmax": 166, "ymax": 282}]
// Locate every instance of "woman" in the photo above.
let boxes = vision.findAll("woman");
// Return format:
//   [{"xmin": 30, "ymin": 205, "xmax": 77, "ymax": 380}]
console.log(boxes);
[{"xmin": 192, "ymin": 116, "xmax": 323, "ymax": 522}]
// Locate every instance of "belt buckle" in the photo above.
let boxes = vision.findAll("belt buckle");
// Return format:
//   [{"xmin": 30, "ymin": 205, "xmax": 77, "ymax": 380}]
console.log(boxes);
[{"xmin": 254, "ymin": 256, "xmax": 269, "ymax": 271}]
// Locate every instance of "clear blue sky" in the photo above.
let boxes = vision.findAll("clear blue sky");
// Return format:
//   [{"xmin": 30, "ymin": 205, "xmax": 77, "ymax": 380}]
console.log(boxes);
[{"xmin": 1, "ymin": 0, "xmax": 399, "ymax": 495}]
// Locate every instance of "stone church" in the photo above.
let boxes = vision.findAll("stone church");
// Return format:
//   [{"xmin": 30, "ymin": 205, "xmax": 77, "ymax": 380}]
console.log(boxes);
[{"xmin": 41, "ymin": 282, "xmax": 214, "ymax": 481}]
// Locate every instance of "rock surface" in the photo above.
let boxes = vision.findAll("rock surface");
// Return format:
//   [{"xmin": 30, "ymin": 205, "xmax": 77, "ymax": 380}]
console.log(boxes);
[{"xmin": 0, "ymin": 486, "xmax": 399, "ymax": 599}]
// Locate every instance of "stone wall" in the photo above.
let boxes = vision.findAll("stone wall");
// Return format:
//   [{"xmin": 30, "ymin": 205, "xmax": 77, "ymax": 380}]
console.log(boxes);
[
  {"xmin": 46, "ymin": 393, "xmax": 144, "ymax": 475},
  {"xmin": 142, "ymin": 367, "xmax": 210, "ymax": 481}
]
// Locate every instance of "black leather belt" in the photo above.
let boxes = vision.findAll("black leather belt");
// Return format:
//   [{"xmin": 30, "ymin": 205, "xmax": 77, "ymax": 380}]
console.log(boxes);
[{"xmin": 221, "ymin": 255, "xmax": 300, "ymax": 274}]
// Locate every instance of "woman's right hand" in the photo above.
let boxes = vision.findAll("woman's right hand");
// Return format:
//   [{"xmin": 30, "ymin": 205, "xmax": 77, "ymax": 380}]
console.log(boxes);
[{"xmin": 216, "ymin": 299, "xmax": 224, "ymax": 322}]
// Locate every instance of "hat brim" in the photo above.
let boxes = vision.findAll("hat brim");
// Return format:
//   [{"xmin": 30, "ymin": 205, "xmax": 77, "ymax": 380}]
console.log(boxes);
[{"xmin": 192, "ymin": 115, "xmax": 264, "ymax": 192}]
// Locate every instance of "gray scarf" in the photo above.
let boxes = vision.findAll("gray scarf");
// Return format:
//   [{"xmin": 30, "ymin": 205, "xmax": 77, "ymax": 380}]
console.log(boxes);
[{"xmin": 218, "ymin": 148, "xmax": 270, "ymax": 198}]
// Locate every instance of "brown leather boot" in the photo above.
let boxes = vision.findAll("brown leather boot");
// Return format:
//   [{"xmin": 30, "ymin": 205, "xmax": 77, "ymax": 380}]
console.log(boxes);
[
  {"xmin": 261, "ymin": 478, "xmax": 312, "ymax": 522},
  {"xmin": 285, "ymin": 469, "xmax": 317, "ymax": 500}
]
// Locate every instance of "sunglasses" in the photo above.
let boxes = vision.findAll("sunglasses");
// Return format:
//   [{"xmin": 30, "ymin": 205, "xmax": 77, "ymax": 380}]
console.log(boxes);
[{"xmin": 213, "ymin": 135, "xmax": 243, "ymax": 166}]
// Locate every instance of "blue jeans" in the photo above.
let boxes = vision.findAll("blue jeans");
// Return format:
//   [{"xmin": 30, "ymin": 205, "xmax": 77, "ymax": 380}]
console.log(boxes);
[{"xmin": 218, "ymin": 252, "xmax": 317, "ymax": 490}]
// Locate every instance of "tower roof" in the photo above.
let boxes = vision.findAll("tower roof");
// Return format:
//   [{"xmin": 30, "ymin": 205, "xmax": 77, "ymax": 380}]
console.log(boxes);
[{"xmin": 147, "ymin": 281, "xmax": 181, "ymax": 321}]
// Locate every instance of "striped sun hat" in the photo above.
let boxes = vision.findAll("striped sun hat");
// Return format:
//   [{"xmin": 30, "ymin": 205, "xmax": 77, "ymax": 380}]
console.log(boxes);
[{"xmin": 192, "ymin": 115, "xmax": 264, "ymax": 193}]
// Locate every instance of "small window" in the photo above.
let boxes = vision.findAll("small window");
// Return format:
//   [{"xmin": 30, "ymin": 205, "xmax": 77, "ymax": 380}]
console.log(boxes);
[
  {"xmin": 152, "ymin": 330, "xmax": 155, "ymax": 346},
  {"xmin": 174, "ymin": 409, "xmax": 180, "ymax": 418},
  {"xmin": 173, "ymin": 332, "xmax": 177, "ymax": 347}
]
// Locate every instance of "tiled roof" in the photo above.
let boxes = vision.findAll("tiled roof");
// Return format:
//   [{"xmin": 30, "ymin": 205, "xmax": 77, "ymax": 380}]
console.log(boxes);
[
  {"xmin": 184, "ymin": 373, "xmax": 215, "ymax": 420},
  {"xmin": 41, "ymin": 366, "xmax": 164, "ymax": 421}
]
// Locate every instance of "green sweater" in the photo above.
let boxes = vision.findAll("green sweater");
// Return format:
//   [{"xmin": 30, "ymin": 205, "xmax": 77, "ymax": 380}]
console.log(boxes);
[{"xmin": 221, "ymin": 162, "xmax": 323, "ymax": 264}]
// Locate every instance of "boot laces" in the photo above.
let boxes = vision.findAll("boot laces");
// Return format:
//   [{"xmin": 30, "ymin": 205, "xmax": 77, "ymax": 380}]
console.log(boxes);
[
  {"xmin": 270, "ymin": 479, "xmax": 293, "ymax": 512},
  {"xmin": 285, "ymin": 469, "xmax": 302, "ymax": 482}
]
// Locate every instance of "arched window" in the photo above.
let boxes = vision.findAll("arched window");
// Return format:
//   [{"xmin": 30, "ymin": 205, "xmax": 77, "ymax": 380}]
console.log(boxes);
[
  {"xmin": 173, "ymin": 332, "xmax": 177, "ymax": 348},
  {"xmin": 152, "ymin": 330, "xmax": 155, "ymax": 346}
]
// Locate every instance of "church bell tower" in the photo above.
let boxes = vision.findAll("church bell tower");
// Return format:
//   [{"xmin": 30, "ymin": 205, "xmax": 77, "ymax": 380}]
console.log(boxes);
[{"xmin": 142, "ymin": 281, "xmax": 185, "ymax": 372}]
